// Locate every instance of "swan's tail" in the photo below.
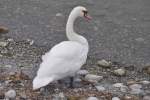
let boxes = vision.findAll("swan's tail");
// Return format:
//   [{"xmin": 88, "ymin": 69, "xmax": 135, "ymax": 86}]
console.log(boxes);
[{"xmin": 32, "ymin": 76, "xmax": 53, "ymax": 90}]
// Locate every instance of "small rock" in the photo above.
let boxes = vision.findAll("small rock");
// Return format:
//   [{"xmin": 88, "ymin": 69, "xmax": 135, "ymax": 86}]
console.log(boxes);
[
  {"xmin": 95, "ymin": 85, "xmax": 105, "ymax": 92},
  {"xmin": 97, "ymin": 59, "xmax": 111, "ymax": 68},
  {"xmin": 129, "ymin": 84, "xmax": 142, "ymax": 89},
  {"xmin": 87, "ymin": 97, "xmax": 98, "ymax": 100},
  {"xmin": 140, "ymin": 80, "xmax": 150, "ymax": 85},
  {"xmin": 113, "ymin": 68, "xmax": 126, "ymax": 76},
  {"xmin": 122, "ymin": 95, "xmax": 140, "ymax": 100},
  {"xmin": 113, "ymin": 83, "xmax": 124, "ymax": 88},
  {"xmin": 77, "ymin": 70, "xmax": 89, "ymax": 76},
  {"xmin": 4, "ymin": 65, "xmax": 12, "ymax": 68},
  {"xmin": 127, "ymin": 80, "xmax": 137, "ymax": 85},
  {"xmin": 59, "ymin": 92, "xmax": 67, "ymax": 100},
  {"xmin": 7, "ymin": 38, "xmax": 14, "ymax": 42},
  {"xmin": 120, "ymin": 86, "xmax": 128, "ymax": 93},
  {"xmin": 85, "ymin": 74, "xmax": 103, "ymax": 83},
  {"xmin": 135, "ymin": 37, "xmax": 144, "ymax": 42},
  {"xmin": 113, "ymin": 83, "xmax": 128, "ymax": 92},
  {"xmin": 143, "ymin": 96, "xmax": 150, "ymax": 100},
  {"xmin": 56, "ymin": 13, "xmax": 63, "ymax": 17},
  {"xmin": 5, "ymin": 89, "xmax": 16, "ymax": 99},
  {"xmin": 0, "ymin": 26, "xmax": 9, "ymax": 33},
  {"xmin": 0, "ymin": 41, "xmax": 9, "ymax": 47},
  {"xmin": 143, "ymin": 66, "xmax": 150, "ymax": 75},
  {"xmin": 129, "ymin": 84, "xmax": 143, "ymax": 94},
  {"xmin": 112, "ymin": 97, "xmax": 120, "ymax": 100}
]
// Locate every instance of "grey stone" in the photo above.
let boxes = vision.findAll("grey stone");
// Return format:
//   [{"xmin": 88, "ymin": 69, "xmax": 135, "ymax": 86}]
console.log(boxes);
[
  {"xmin": 5, "ymin": 89, "xmax": 16, "ymax": 99},
  {"xmin": 0, "ymin": 41, "xmax": 9, "ymax": 47},
  {"xmin": 56, "ymin": 13, "xmax": 63, "ymax": 17},
  {"xmin": 113, "ymin": 83, "xmax": 124, "ymax": 88},
  {"xmin": 112, "ymin": 97, "xmax": 120, "ymax": 100},
  {"xmin": 143, "ymin": 96, "xmax": 150, "ymax": 100},
  {"xmin": 87, "ymin": 97, "xmax": 99, "ymax": 100},
  {"xmin": 95, "ymin": 85, "xmax": 105, "ymax": 92},
  {"xmin": 113, "ymin": 68, "xmax": 126, "ymax": 76},
  {"xmin": 141, "ymin": 80, "xmax": 150, "ymax": 85},
  {"xmin": 129, "ymin": 84, "xmax": 144, "ymax": 94},
  {"xmin": 85, "ymin": 74, "xmax": 103, "ymax": 83},
  {"xmin": 97, "ymin": 59, "xmax": 111, "ymax": 68}
]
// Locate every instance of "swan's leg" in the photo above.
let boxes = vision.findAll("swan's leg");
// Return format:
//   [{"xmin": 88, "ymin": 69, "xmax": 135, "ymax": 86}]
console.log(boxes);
[{"xmin": 69, "ymin": 77, "xmax": 74, "ymax": 88}]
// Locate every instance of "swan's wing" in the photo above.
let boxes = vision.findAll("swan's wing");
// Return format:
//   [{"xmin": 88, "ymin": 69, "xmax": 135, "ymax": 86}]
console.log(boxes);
[{"xmin": 37, "ymin": 41, "xmax": 87, "ymax": 78}]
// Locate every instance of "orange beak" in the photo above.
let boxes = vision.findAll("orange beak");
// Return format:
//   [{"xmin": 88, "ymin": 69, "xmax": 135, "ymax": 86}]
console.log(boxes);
[{"xmin": 84, "ymin": 14, "xmax": 92, "ymax": 20}]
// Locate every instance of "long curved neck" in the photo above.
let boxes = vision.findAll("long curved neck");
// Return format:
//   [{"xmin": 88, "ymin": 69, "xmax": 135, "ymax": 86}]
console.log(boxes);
[{"xmin": 66, "ymin": 11, "xmax": 88, "ymax": 46}]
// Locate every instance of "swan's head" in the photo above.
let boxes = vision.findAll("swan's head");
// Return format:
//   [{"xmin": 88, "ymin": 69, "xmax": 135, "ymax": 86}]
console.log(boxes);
[{"xmin": 72, "ymin": 6, "xmax": 92, "ymax": 20}]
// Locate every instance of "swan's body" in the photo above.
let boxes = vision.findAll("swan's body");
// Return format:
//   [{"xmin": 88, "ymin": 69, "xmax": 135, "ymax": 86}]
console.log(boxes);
[{"xmin": 33, "ymin": 6, "xmax": 91, "ymax": 90}]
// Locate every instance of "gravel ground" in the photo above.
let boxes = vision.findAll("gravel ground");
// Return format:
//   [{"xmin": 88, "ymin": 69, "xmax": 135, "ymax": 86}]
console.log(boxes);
[{"xmin": 0, "ymin": 0, "xmax": 150, "ymax": 99}]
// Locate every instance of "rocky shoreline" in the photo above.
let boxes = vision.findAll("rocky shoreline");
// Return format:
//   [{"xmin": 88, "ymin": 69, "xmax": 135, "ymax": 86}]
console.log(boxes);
[{"xmin": 0, "ymin": 36, "xmax": 149, "ymax": 100}]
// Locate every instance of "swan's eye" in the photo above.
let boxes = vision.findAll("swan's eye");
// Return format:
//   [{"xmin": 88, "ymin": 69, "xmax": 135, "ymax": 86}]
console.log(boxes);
[{"xmin": 82, "ymin": 10, "xmax": 88, "ymax": 17}]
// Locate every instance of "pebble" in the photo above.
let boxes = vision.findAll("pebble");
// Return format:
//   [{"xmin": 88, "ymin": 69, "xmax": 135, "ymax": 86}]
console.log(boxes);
[
  {"xmin": 129, "ymin": 84, "xmax": 142, "ymax": 89},
  {"xmin": 113, "ymin": 83, "xmax": 124, "ymax": 88},
  {"xmin": 140, "ymin": 80, "xmax": 150, "ymax": 85},
  {"xmin": 85, "ymin": 74, "xmax": 103, "ymax": 83},
  {"xmin": 113, "ymin": 68, "xmax": 126, "ymax": 76},
  {"xmin": 97, "ymin": 59, "xmax": 111, "ymax": 68},
  {"xmin": 87, "ymin": 97, "xmax": 99, "ymax": 100},
  {"xmin": 5, "ymin": 89, "xmax": 16, "ymax": 99},
  {"xmin": 112, "ymin": 83, "xmax": 128, "ymax": 92},
  {"xmin": 143, "ymin": 66, "xmax": 150, "ymax": 75},
  {"xmin": 112, "ymin": 97, "xmax": 120, "ymax": 100},
  {"xmin": 77, "ymin": 70, "xmax": 89, "ymax": 76},
  {"xmin": 7, "ymin": 38, "xmax": 14, "ymax": 42},
  {"xmin": 56, "ymin": 13, "xmax": 63, "ymax": 17},
  {"xmin": 143, "ymin": 96, "xmax": 150, "ymax": 100},
  {"xmin": 0, "ymin": 26, "xmax": 9, "ymax": 33},
  {"xmin": 129, "ymin": 84, "xmax": 143, "ymax": 94},
  {"xmin": 127, "ymin": 80, "xmax": 137, "ymax": 85},
  {"xmin": 52, "ymin": 92, "xmax": 67, "ymax": 100},
  {"xmin": 0, "ymin": 41, "xmax": 9, "ymax": 47},
  {"xmin": 95, "ymin": 85, "xmax": 105, "ymax": 92},
  {"xmin": 122, "ymin": 95, "xmax": 140, "ymax": 100},
  {"xmin": 135, "ymin": 37, "xmax": 144, "ymax": 42}
]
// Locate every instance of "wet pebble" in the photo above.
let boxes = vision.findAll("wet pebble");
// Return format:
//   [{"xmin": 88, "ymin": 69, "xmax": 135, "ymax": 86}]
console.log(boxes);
[
  {"xmin": 113, "ymin": 83, "xmax": 124, "ymax": 88},
  {"xmin": 56, "ymin": 13, "xmax": 63, "ymax": 17},
  {"xmin": 87, "ymin": 97, "xmax": 98, "ymax": 100},
  {"xmin": 113, "ymin": 68, "xmax": 126, "ymax": 76},
  {"xmin": 112, "ymin": 97, "xmax": 120, "ymax": 100},
  {"xmin": 129, "ymin": 84, "xmax": 142, "ymax": 89},
  {"xmin": 95, "ymin": 85, "xmax": 105, "ymax": 92},
  {"xmin": 5, "ymin": 89, "xmax": 16, "ymax": 99},
  {"xmin": 0, "ymin": 41, "xmax": 9, "ymax": 47},
  {"xmin": 135, "ymin": 37, "xmax": 144, "ymax": 42},
  {"xmin": 143, "ymin": 96, "xmax": 150, "ymax": 100},
  {"xmin": 140, "ymin": 80, "xmax": 150, "ymax": 85},
  {"xmin": 52, "ymin": 93, "xmax": 67, "ymax": 100},
  {"xmin": 143, "ymin": 66, "xmax": 150, "ymax": 75},
  {"xmin": 97, "ymin": 59, "xmax": 111, "ymax": 68},
  {"xmin": 85, "ymin": 74, "xmax": 103, "ymax": 83},
  {"xmin": 122, "ymin": 95, "xmax": 140, "ymax": 100},
  {"xmin": 129, "ymin": 84, "xmax": 143, "ymax": 94},
  {"xmin": 0, "ymin": 26, "xmax": 9, "ymax": 33}
]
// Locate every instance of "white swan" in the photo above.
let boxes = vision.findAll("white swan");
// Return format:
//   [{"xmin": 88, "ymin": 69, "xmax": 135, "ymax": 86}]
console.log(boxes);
[{"xmin": 33, "ymin": 6, "xmax": 91, "ymax": 90}]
